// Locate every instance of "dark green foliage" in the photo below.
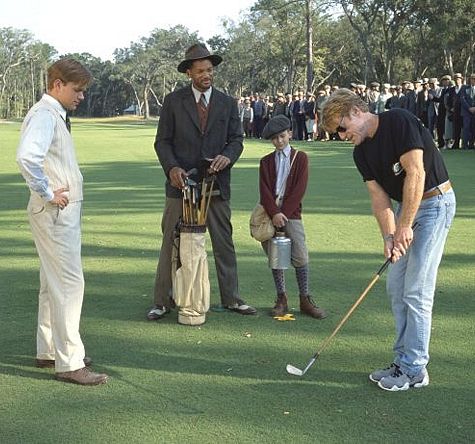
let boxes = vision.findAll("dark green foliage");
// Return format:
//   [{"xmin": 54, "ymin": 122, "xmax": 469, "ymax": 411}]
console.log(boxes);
[{"xmin": 1, "ymin": 0, "xmax": 474, "ymax": 114}]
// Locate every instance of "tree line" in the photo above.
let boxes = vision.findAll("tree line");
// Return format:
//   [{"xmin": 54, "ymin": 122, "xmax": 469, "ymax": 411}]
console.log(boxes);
[{"xmin": 1, "ymin": 0, "xmax": 474, "ymax": 119}]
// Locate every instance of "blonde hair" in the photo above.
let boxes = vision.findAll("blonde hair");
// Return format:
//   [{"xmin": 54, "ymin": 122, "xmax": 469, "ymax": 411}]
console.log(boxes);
[
  {"xmin": 321, "ymin": 88, "xmax": 368, "ymax": 132},
  {"xmin": 47, "ymin": 58, "xmax": 93, "ymax": 90}
]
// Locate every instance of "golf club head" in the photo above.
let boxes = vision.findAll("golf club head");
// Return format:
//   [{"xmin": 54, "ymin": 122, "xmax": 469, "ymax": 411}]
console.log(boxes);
[
  {"xmin": 184, "ymin": 177, "xmax": 197, "ymax": 187},
  {"xmin": 286, "ymin": 364, "xmax": 304, "ymax": 376}
]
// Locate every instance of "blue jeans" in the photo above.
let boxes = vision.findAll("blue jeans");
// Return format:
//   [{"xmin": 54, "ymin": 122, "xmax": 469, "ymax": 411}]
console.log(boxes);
[{"xmin": 386, "ymin": 190, "xmax": 456, "ymax": 376}]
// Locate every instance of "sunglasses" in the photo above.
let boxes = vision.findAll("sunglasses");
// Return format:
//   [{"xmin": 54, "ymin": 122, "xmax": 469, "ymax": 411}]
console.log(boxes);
[{"xmin": 336, "ymin": 115, "xmax": 347, "ymax": 133}]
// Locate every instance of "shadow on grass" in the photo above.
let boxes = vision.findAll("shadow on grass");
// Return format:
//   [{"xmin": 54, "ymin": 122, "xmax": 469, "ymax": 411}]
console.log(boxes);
[
  {"xmin": 0, "ymin": 363, "xmax": 54, "ymax": 381},
  {"xmin": 4, "ymin": 140, "xmax": 475, "ymax": 219}
]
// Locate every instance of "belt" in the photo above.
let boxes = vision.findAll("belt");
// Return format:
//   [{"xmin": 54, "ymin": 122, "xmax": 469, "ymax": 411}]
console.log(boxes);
[{"xmin": 422, "ymin": 181, "xmax": 452, "ymax": 200}]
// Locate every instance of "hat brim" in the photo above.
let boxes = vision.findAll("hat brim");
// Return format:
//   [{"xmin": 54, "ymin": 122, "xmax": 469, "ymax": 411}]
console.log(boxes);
[{"xmin": 177, "ymin": 54, "xmax": 223, "ymax": 73}]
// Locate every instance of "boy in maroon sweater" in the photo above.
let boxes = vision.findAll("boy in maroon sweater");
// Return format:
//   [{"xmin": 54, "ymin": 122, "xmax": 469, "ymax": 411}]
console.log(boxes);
[{"xmin": 259, "ymin": 115, "xmax": 327, "ymax": 319}]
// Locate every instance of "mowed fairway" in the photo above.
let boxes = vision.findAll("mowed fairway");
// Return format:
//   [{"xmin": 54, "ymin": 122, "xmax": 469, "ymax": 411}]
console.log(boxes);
[{"xmin": 1, "ymin": 118, "xmax": 474, "ymax": 443}]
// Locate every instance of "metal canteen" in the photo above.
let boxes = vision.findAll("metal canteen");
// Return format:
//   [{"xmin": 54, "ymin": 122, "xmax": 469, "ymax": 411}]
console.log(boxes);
[{"xmin": 268, "ymin": 231, "xmax": 291, "ymax": 269}]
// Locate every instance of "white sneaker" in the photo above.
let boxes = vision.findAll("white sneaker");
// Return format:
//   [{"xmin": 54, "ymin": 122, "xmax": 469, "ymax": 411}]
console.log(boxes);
[
  {"xmin": 377, "ymin": 367, "xmax": 429, "ymax": 392},
  {"xmin": 369, "ymin": 363, "xmax": 399, "ymax": 383}
]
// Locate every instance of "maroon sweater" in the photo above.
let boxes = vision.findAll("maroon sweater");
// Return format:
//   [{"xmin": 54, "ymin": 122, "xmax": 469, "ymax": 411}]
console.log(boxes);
[{"xmin": 259, "ymin": 147, "xmax": 308, "ymax": 219}]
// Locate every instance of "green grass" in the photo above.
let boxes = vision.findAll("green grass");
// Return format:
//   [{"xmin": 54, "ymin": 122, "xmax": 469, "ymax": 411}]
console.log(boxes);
[{"xmin": 1, "ymin": 117, "xmax": 474, "ymax": 443}]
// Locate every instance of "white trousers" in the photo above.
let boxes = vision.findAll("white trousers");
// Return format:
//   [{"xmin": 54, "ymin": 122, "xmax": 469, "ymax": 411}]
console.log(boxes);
[{"xmin": 28, "ymin": 197, "xmax": 85, "ymax": 372}]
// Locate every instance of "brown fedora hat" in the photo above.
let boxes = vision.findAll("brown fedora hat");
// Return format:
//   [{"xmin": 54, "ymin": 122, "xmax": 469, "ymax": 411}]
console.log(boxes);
[{"xmin": 177, "ymin": 43, "xmax": 223, "ymax": 73}]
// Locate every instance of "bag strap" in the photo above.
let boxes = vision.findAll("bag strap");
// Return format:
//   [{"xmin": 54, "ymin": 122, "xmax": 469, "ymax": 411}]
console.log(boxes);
[{"xmin": 276, "ymin": 150, "xmax": 299, "ymax": 203}]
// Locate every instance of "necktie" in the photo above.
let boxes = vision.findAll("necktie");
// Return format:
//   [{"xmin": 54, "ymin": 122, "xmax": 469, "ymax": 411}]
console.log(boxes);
[
  {"xmin": 199, "ymin": 93, "xmax": 207, "ymax": 110},
  {"xmin": 276, "ymin": 151, "xmax": 286, "ymax": 196},
  {"xmin": 65, "ymin": 115, "xmax": 71, "ymax": 133}
]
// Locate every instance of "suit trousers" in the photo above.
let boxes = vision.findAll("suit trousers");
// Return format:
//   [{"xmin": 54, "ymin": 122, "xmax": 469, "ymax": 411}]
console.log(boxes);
[
  {"xmin": 28, "ymin": 198, "xmax": 86, "ymax": 373},
  {"xmin": 462, "ymin": 115, "xmax": 475, "ymax": 149},
  {"xmin": 153, "ymin": 196, "xmax": 240, "ymax": 307},
  {"xmin": 452, "ymin": 114, "xmax": 462, "ymax": 149}
]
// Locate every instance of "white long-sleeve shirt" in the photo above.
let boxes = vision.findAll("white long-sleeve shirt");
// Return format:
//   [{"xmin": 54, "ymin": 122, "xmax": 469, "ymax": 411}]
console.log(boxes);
[{"xmin": 17, "ymin": 94, "xmax": 83, "ymax": 203}]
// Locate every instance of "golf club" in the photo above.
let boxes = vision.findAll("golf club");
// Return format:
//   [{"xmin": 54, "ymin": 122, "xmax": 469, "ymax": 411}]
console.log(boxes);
[
  {"xmin": 203, "ymin": 175, "xmax": 215, "ymax": 222},
  {"xmin": 286, "ymin": 257, "xmax": 391, "ymax": 377}
]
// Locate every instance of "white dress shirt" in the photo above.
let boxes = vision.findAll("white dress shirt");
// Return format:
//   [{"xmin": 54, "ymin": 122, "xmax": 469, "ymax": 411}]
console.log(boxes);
[
  {"xmin": 17, "ymin": 94, "xmax": 82, "ymax": 202},
  {"xmin": 192, "ymin": 85, "xmax": 212, "ymax": 105},
  {"xmin": 275, "ymin": 144, "xmax": 291, "ymax": 195}
]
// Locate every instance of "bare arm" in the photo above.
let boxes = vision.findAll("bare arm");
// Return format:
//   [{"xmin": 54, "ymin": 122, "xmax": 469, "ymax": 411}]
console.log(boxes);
[
  {"xmin": 395, "ymin": 149, "xmax": 425, "ymax": 254},
  {"xmin": 366, "ymin": 180, "xmax": 398, "ymax": 261}
]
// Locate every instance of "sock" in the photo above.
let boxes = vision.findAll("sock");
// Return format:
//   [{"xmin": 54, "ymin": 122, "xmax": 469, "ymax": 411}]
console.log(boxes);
[
  {"xmin": 272, "ymin": 269, "xmax": 286, "ymax": 294},
  {"xmin": 295, "ymin": 265, "xmax": 309, "ymax": 297}
]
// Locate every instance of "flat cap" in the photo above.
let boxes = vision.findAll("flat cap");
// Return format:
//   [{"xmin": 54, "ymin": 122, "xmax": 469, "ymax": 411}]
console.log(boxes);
[{"xmin": 262, "ymin": 115, "xmax": 291, "ymax": 140}]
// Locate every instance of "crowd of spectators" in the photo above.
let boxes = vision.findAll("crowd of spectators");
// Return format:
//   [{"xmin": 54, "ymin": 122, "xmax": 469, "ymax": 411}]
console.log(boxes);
[{"xmin": 237, "ymin": 73, "xmax": 475, "ymax": 149}]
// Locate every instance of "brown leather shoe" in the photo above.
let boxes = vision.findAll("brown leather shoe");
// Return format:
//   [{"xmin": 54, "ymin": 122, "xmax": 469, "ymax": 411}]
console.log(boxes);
[
  {"xmin": 55, "ymin": 367, "xmax": 108, "ymax": 386},
  {"xmin": 146, "ymin": 305, "xmax": 170, "ymax": 321},
  {"xmin": 36, "ymin": 356, "xmax": 92, "ymax": 369},
  {"xmin": 300, "ymin": 295, "xmax": 327, "ymax": 319},
  {"xmin": 271, "ymin": 293, "xmax": 288, "ymax": 316}
]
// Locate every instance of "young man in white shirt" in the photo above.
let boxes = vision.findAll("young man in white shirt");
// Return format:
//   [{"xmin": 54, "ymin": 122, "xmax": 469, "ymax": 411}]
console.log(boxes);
[{"xmin": 17, "ymin": 58, "xmax": 108, "ymax": 386}]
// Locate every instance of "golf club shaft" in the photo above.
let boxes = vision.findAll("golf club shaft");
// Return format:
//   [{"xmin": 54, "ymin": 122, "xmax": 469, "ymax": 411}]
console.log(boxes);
[
  {"xmin": 203, "ymin": 176, "xmax": 215, "ymax": 222},
  {"xmin": 199, "ymin": 179, "xmax": 207, "ymax": 224},
  {"xmin": 302, "ymin": 357, "xmax": 317, "ymax": 374},
  {"xmin": 309, "ymin": 222, "xmax": 419, "ymax": 360},
  {"xmin": 288, "ymin": 222, "xmax": 419, "ymax": 376},
  {"xmin": 313, "ymin": 258, "xmax": 391, "ymax": 359}
]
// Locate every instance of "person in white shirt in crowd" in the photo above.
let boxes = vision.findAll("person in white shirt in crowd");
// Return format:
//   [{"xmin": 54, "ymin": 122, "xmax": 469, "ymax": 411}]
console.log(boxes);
[
  {"xmin": 375, "ymin": 83, "xmax": 392, "ymax": 114},
  {"xmin": 240, "ymin": 97, "xmax": 254, "ymax": 138}
]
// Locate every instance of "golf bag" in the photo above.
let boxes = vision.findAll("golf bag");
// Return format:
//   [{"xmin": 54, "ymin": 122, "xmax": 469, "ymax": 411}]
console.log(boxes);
[{"xmin": 172, "ymin": 223, "xmax": 210, "ymax": 326}]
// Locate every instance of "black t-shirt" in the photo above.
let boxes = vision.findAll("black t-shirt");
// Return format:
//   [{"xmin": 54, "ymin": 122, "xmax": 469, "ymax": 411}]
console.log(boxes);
[{"xmin": 353, "ymin": 108, "xmax": 449, "ymax": 202}]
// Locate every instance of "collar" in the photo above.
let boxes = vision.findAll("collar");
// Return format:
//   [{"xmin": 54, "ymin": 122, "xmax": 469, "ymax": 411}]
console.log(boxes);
[
  {"xmin": 191, "ymin": 85, "xmax": 212, "ymax": 104},
  {"xmin": 276, "ymin": 145, "xmax": 291, "ymax": 157},
  {"xmin": 43, "ymin": 93, "xmax": 67, "ymax": 120}
]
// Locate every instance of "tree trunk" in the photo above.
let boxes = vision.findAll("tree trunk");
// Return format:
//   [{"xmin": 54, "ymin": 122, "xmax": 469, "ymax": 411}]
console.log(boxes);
[
  {"xmin": 305, "ymin": 0, "xmax": 313, "ymax": 92},
  {"xmin": 143, "ymin": 84, "xmax": 150, "ymax": 119},
  {"xmin": 102, "ymin": 84, "xmax": 111, "ymax": 116}
]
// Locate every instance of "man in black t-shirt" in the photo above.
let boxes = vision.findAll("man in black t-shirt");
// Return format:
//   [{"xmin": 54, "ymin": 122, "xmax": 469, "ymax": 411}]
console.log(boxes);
[{"xmin": 321, "ymin": 89, "xmax": 456, "ymax": 392}]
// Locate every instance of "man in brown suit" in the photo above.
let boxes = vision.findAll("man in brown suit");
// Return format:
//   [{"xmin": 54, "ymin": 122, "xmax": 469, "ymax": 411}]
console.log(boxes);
[{"xmin": 147, "ymin": 44, "xmax": 257, "ymax": 320}]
